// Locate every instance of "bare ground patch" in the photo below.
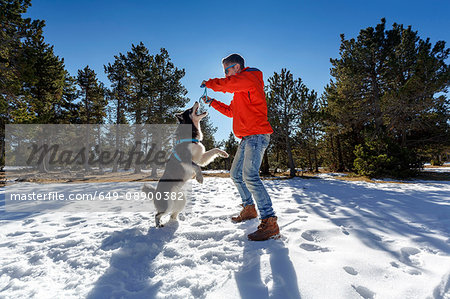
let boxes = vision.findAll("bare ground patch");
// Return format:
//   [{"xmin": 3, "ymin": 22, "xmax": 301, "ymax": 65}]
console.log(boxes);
[{"xmin": 1, "ymin": 165, "xmax": 448, "ymax": 186}]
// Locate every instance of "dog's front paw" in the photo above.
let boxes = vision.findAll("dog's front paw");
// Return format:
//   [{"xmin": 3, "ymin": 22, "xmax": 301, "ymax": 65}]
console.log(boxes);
[
  {"xmin": 196, "ymin": 173, "xmax": 204, "ymax": 184},
  {"xmin": 218, "ymin": 150, "xmax": 229, "ymax": 158}
]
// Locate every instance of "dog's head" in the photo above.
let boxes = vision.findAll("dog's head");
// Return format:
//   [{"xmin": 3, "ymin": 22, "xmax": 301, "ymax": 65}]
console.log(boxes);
[
  {"xmin": 175, "ymin": 102, "xmax": 207, "ymax": 140},
  {"xmin": 175, "ymin": 101, "xmax": 207, "ymax": 125}
]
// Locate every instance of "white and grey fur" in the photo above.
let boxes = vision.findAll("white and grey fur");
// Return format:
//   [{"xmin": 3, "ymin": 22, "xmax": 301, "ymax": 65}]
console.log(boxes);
[{"xmin": 142, "ymin": 102, "xmax": 228, "ymax": 227}]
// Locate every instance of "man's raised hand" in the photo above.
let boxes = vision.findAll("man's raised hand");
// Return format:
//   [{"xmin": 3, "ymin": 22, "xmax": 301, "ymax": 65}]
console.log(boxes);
[{"xmin": 201, "ymin": 95, "xmax": 213, "ymax": 105}]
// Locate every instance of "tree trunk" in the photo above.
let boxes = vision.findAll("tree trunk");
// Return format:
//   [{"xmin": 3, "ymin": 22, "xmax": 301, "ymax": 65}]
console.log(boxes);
[
  {"xmin": 84, "ymin": 124, "xmax": 91, "ymax": 173},
  {"xmin": 307, "ymin": 148, "xmax": 312, "ymax": 172},
  {"xmin": 150, "ymin": 129, "xmax": 159, "ymax": 178},
  {"xmin": 371, "ymin": 72, "xmax": 383, "ymax": 136},
  {"xmin": 37, "ymin": 133, "xmax": 49, "ymax": 173},
  {"xmin": 261, "ymin": 150, "xmax": 270, "ymax": 175},
  {"xmin": 134, "ymin": 124, "xmax": 142, "ymax": 174},
  {"xmin": 112, "ymin": 124, "xmax": 120, "ymax": 172},
  {"xmin": 314, "ymin": 144, "xmax": 319, "ymax": 172},
  {"xmin": 286, "ymin": 135, "xmax": 296, "ymax": 177},
  {"xmin": 0, "ymin": 122, "xmax": 5, "ymax": 171},
  {"xmin": 112, "ymin": 97, "xmax": 123, "ymax": 173},
  {"xmin": 97, "ymin": 126, "xmax": 104, "ymax": 174},
  {"xmin": 336, "ymin": 136, "xmax": 344, "ymax": 172}
]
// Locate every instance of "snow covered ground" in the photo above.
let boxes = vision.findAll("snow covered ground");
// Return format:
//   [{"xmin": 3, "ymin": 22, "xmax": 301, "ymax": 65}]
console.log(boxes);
[{"xmin": 1, "ymin": 174, "xmax": 449, "ymax": 298}]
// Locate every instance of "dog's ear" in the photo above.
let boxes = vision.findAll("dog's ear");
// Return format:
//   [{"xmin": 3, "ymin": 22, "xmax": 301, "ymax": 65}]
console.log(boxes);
[{"xmin": 175, "ymin": 113, "xmax": 184, "ymax": 123}]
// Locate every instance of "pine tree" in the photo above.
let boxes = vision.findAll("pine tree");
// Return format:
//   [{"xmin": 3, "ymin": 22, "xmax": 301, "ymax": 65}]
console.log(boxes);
[
  {"xmin": 77, "ymin": 66, "xmax": 107, "ymax": 173},
  {"xmin": 123, "ymin": 43, "xmax": 152, "ymax": 125},
  {"xmin": 77, "ymin": 66, "xmax": 106, "ymax": 124},
  {"xmin": 13, "ymin": 23, "xmax": 68, "ymax": 173},
  {"xmin": 298, "ymin": 90, "xmax": 322, "ymax": 172},
  {"xmin": 104, "ymin": 55, "xmax": 130, "ymax": 172},
  {"xmin": 20, "ymin": 34, "xmax": 66, "ymax": 123},
  {"xmin": 105, "ymin": 43, "xmax": 189, "ymax": 173},
  {"xmin": 382, "ymin": 23, "xmax": 449, "ymax": 148},
  {"xmin": 0, "ymin": 0, "xmax": 45, "ymax": 168},
  {"xmin": 149, "ymin": 48, "xmax": 188, "ymax": 124},
  {"xmin": 325, "ymin": 19, "xmax": 450, "ymax": 177},
  {"xmin": 123, "ymin": 43, "xmax": 154, "ymax": 173},
  {"xmin": 60, "ymin": 72, "xmax": 81, "ymax": 124},
  {"xmin": 1, "ymin": 0, "xmax": 45, "ymax": 105},
  {"xmin": 267, "ymin": 69, "xmax": 310, "ymax": 177},
  {"xmin": 104, "ymin": 55, "xmax": 130, "ymax": 125}
]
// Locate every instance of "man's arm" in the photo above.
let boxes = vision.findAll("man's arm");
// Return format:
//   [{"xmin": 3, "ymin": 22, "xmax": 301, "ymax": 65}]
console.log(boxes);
[
  {"xmin": 205, "ymin": 73, "xmax": 256, "ymax": 93},
  {"xmin": 210, "ymin": 99, "xmax": 233, "ymax": 118},
  {"xmin": 201, "ymin": 95, "xmax": 233, "ymax": 118}
]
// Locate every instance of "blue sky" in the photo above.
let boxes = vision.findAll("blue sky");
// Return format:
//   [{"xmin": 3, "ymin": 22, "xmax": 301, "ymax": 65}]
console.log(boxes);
[{"xmin": 25, "ymin": 0, "xmax": 450, "ymax": 142}]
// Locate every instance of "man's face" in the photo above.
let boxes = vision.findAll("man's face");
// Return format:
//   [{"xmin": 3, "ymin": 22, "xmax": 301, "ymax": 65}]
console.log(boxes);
[{"xmin": 223, "ymin": 63, "xmax": 239, "ymax": 77}]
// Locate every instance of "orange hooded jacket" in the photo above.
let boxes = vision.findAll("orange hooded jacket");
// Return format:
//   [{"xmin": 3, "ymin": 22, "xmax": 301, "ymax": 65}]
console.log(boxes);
[{"xmin": 205, "ymin": 67, "xmax": 273, "ymax": 139}]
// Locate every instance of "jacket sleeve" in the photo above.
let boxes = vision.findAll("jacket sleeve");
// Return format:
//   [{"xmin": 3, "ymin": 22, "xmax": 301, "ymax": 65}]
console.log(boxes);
[
  {"xmin": 205, "ymin": 72, "xmax": 256, "ymax": 93},
  {"xmin": 211, "ymin": 99, "xmax": 233, "ymax": 118}
]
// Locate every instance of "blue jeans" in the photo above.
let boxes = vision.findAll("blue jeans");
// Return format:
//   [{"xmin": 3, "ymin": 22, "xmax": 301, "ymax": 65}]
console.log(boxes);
[{"xmin": 230, "ymin": 134, "xmax": 275, "ymax": 219}]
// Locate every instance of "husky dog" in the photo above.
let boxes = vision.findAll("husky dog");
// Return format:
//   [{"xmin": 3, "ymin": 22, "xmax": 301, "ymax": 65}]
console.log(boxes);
[{"xmin": 143, "ymin": 102, "xmax": 228, "ymax": 227}]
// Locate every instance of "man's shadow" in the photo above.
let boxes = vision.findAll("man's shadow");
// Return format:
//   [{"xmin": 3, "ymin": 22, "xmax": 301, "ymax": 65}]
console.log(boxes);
[
  {"xmin": 235, "ymin": 232, "xmax": 301, "ymax": 299},
  {"xmin": 87, "ymin": 221, "xmax": 178, "ymax": 299}
]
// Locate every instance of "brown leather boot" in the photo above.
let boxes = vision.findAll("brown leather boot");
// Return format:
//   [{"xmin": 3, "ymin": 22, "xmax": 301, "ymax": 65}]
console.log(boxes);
[
  {"xmin": 247, "ymin": 216, "xmax": 280, "ymax": 241},
  {"xmin": 231, "ymin": 204, "xmax": 257, "ymax": 223}
]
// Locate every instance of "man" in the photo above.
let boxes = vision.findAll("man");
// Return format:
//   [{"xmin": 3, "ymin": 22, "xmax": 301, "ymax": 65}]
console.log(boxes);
[{"xmin": 201, "ymin": 53, "xmax": 279, "ymax": 241}]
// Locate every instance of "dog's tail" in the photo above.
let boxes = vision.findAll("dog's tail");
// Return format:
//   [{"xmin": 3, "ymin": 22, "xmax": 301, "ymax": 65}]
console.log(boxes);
[{"xmin": 142, "ymin": 184, "xmax": 156, "ymax": 199}]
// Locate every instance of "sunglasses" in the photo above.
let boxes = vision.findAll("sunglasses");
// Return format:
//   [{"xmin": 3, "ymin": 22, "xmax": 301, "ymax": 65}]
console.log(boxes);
[{"xmin": 224, "ymin": 64, "xmax": 236, "ymax": 75}]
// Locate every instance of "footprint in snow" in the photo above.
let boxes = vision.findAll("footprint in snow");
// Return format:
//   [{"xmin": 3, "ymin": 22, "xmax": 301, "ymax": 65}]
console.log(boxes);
[
  {"xmin": 6, "ymin": 231, "xmax": 27, "ymax": 237},
  {"xmin": 340, "ymin": 226, "xmax": 350, "ymax": 235},
  {"xmin": 65, "ymin": 217, "xmax": 83, "ymax": 221},
  {"xmin": 390, "ymin": 261, "xmax": 421, "ymax": 275},
  {"xmin": 368, "ymin": 233, "xmax": 383, "ymax": 242},
  {"xmin": 110, "ymin": 206, "xmax": 121, "ymax": 212},
  {"xmin": 327, "ymin": 207, "xmax": 337, "ymax": 214},
  {"xmin": 286, "ymin": 227, "xmax": 301, "ymax": 233},
  {"xmin": 407, "ymin": 269, "xmax": 422, "ymax": 275},
  {"xmin": 22, "ymin": 219, "xmax": 35, "ymax": 226},
  {"xmin": 55, "ymin": 233, "xmax": 71, "ymax": 239},
  {"xmin": 301, "ymin": 230, "xmax": 321, "ymax": 242},
  {"xmin": 400, "ymin": 247, "xmax": 421, "ymax": 266},
  {"xmin": 352, "ymin": 285, "xmax": 375, "ymax": 299},
  {"xmin": 191, "ymin": 220, "xmax": 206, "ymax": 227},
  {"xmin": 285, "ymin": 208, "xmax": 300, "ymax": 213},
  {"xmin": 65, "ymin": 220, "xmax": 87, "ymax": 227},
  {"xmin": 390, "ymin": 261, "xmax": 400, "ymax": 268},
  {"xmin": 32, "ymin": 237, "xmax": 52, "ymax": 243},
  {"xmin": 343, "ymin": 266, "xmax": 358, "ymax": 275},
  {"xmin": 300, "ymin": 243, "xmax": 330, "ymax": 252},
  {"xmin": 392, "ymin": 248, "xmax": 423, "ymax": 276}
]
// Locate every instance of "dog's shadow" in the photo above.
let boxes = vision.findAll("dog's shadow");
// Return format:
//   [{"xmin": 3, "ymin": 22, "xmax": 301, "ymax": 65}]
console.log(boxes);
[{"xmin": 87, "ymin": 221, "xmax": 179, "ymax": 299}]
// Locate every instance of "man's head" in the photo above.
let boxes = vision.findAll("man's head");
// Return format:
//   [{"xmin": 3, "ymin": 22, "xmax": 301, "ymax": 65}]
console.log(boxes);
[{"xmin": 222, "ymin": 53, "xmax": 245, "ymax": 77}]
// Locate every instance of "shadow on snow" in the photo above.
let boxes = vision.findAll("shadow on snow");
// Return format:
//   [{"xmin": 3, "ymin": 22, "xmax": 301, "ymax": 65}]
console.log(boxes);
[{"xmin": 87, "ymin": 221, "xmax": 178, "ymax": 299}]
